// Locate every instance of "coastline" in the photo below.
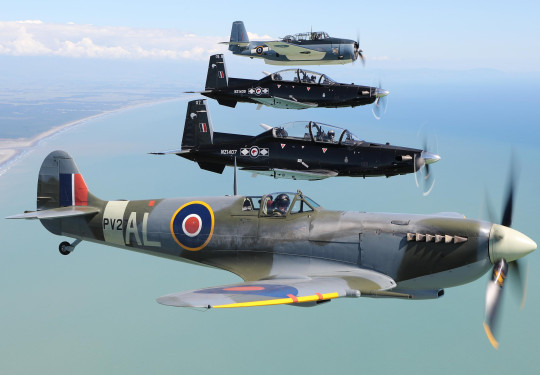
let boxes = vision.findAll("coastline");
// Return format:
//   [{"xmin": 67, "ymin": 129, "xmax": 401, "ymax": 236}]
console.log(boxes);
[{"xmin": 0, "ymin": 97, "xmax": 184, "ymax": 177}]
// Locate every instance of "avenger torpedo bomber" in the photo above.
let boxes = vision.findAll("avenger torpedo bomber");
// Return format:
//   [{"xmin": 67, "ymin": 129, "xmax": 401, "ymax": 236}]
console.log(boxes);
[
  {"xmin": 190, "ymin": 55, "xmax": 389, "ymax": 115},
  {"xmin": 152, "ymin": 100, "xmax": 439, "ymax": 193},
  {"xmin": 7, "ymin": 150, "xmax": 536, "ymax": 349},
  {"xmin": 222, "ymin": 21, "xmax": 364, "ymax": 66}
]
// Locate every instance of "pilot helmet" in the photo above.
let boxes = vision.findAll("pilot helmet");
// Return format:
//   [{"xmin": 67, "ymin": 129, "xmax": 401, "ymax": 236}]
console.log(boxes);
[
  {"xmin": 328, "ymin": 130, "xmax": 335, "ymax": 138},
  {"xmin": 274, "ymin": 193, "xmax": 290, "ymax": 211}
]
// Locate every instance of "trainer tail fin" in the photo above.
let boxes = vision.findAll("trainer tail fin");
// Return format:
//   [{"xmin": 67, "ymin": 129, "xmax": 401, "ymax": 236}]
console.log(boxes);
[
  {"xmin": 181, "ymin": 99, "xmax": 214, "ymax": 150},
  {"xmin": 205, "ymin": 54, "xmax": 228, "ymax": 91}
]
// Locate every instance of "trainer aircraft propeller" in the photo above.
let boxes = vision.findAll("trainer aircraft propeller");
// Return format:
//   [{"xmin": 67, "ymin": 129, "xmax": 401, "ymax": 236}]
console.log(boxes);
[
  {"xmin": 151, "ymin": 100, "xmax": 439, "ymax": 182},
  {"xmin": 188, "ymin": 55, "xmax": 388, "ymax": 114},
  {"xmin": 7, "ymin": 150, "xmax": 536, "ymax": 349},
  {"xmin": 222, "ymin": 21, "xmax": 363, "ymax": 65}
]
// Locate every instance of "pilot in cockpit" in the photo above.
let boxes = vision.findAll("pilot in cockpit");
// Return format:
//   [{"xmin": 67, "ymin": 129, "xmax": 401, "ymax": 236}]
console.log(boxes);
[
  {"xmin": 328, "ymin": 130, "xmax": 335, "ymax": 142},
  {"xmin": 272, "ymin": 194, "xmax": 290, "ymax": 216}
]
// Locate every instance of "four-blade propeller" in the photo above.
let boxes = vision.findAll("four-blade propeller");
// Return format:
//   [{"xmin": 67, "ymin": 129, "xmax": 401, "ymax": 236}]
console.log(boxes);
[{"xmin": 483, "ymin": 164, "xmax": 535, "ymax": 349}]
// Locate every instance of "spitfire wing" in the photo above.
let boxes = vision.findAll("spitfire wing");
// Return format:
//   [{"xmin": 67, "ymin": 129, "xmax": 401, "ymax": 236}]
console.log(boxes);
[
  {"xmin": 157, "ymin": 270, "xmax": 396, "ymax": 309},
  {"xmin": 242, "ymin": 167, "xmax": 338, "ymax": 181},
  {"xmin": 252, "ymin": 96, "xmax": 318, "ymax": 110},
  {"xmin": 265, "ymin": 41, "xmax": 326, "ymax": 60}
]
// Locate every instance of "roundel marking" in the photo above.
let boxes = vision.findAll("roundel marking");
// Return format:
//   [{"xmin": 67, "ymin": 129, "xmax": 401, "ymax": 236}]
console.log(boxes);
[
  {"xmin": 256, "ymin": 45, "xmax": 264, "ymax": 55},
  {"xmin": 170, "ymin": 201, "xmax": 214, "ymax": 251},
  {"xmin": 255, "ymin": 87, "xmax": 262, "ymax": 95},
  {"xmin": 182, "ymin": 214, "xmax": 202, "ymax": 237},
  {"xmin": 250, "ymin": 146, "xmax": 259, "ymax": 157}
]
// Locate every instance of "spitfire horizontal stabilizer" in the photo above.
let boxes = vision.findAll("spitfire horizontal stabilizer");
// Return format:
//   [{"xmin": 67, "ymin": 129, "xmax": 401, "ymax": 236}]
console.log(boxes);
[
  {"xmin": 243, "ymin": 168, "xmax": 338, "ymax": 181},
  {"xmin": 157, "ymin": 272, "xmax": 395, "ymax": 309},
  {"xmin": 7, "ymin": 206, "xmax": 100, "ymax": 220}
]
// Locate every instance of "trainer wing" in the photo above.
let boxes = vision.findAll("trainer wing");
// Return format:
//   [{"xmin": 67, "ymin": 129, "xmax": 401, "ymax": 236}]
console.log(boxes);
[{"xmin": 157, "ymin": 270, "xmax": 396, "ymax": 309}]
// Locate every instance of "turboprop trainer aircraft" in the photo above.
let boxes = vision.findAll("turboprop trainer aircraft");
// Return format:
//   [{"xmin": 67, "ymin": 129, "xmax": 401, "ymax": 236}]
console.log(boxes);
[
  {"xmin": 7, "ymin": 150, "xmax": 536, "ymax": 349},
  {"xmin": 222, "ymin": 21, "xmax": 364, "ymax": 65},
  {"xmin": 152, "ymin": 100, "xmax": 438, "ymax": 192},
  {"xmin": 190, "ymin": 55, "xmax": 388, "ymax": 115}
]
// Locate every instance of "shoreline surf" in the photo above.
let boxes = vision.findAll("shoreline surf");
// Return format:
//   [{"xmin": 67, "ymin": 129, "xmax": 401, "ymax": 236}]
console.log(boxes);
[{"xmin": 0, "ymin": 97, "xmax": 187, "ymax": 177}]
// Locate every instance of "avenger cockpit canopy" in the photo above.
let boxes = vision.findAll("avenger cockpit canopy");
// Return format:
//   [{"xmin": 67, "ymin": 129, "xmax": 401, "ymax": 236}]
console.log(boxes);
[
  {"xmin": 282, "ymin": 32, "xmax": 330, "ymax": 42},
  {"xmin": 271, "ymin": 121, "xmax": 363, "ymax": 146}
]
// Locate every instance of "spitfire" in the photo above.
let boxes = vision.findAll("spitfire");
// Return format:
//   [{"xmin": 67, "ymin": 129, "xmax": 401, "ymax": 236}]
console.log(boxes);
[
  {"xmin": 7, "ymin": 151, "xmax": 536, "ymax": 349},
  {"xmin": 152, "ymin": 99, "xmax": 439, "ymax": 182},
  {"xmin": 192, "ymin": 54, "xmax": 388, "ymax": 112},
  {"xmin": 222, "ymin": 21, "xmax": 364, "ymax": 65}
]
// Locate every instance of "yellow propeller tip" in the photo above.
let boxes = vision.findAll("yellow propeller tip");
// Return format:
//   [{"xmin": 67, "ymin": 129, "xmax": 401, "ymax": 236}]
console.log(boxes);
[{"xmin": 483, "ymin": 322, "xmax": 499, "ymax": 349}]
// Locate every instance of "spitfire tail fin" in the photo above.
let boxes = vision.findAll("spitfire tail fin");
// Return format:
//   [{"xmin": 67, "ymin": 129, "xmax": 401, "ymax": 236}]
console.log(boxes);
[
  {"xmin": 229, "ymin": 21, "xmax": 249, "ymax": 52},
  {"xmin": 181, "ymin": 99, "xmax": 214, "ymax": 150},
  {"xmin": 37, "ymin": 150, "xmax": 101, "ymax": 211},
  {"xmin": 205, "ymin": 54, "xmax": 228, "ymax": 91}
]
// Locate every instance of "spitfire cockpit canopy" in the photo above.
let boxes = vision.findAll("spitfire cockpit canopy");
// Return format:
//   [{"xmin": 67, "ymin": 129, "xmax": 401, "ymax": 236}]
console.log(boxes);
[
  {"xmin": 282, "ymin": 32, "xmax": 330, "ymax": 42},
  {"xmin": 258, "ymin": 191, "xmax": 320, "ymax": 217},
  {"xmin": 271, "ymin": 121, "xmax": 363, "ymax": 145},
  {"xmin": 271, "ymin": 69, "xmax": 336, "ymax": 85}
]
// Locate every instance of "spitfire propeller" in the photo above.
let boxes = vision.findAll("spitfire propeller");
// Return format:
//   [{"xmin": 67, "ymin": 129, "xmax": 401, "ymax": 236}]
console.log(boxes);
[{"xmin": 483, "ymin": 163, "xmax": 535, "ymax": 349}]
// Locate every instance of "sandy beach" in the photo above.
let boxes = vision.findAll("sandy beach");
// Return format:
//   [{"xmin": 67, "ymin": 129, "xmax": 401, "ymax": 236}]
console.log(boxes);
[{"xmin": 0, "ymin": 98, "xmax": 184, "ymax": 176}]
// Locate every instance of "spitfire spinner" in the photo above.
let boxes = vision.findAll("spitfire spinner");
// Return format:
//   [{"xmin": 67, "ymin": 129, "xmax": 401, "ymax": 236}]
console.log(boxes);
[
  {"xmin": 192, "ymin": 55, "xmax": 388, "ymax": 114},
  {"xmin": 8, "ymin": 150, "xmax": 536, "ymax": 349},
  {"xmin": 152, "ymin": 100, "xmax": 439, "ymax": 189},
  {"xmin": 222, "ymin": 21, "xmax": 364, "ymax": 65}
]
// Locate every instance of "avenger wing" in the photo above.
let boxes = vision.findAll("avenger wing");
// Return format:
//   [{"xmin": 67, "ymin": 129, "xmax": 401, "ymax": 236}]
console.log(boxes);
[
  {"xmin": 265, "ymin": 41, "xmax": 327, "ymax": 60},
  {"xmin": 157, "ymin": 269, "xmax": 396, "ymax": 309}
]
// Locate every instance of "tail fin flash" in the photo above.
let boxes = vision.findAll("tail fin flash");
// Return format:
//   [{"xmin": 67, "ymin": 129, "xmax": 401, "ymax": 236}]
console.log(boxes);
[
  {"xmin": 37, "ymin": 150, "xmax": 100, "ymax": 210},
  {"xmin": 205, "ymin": 54, "xmax": 228, "ymax": 90},
  {"xmin": 229, "ymin": 21, "xmax": 249, "ymax": 51},
  {"xmin": 181, "ymin": 99, "xmax": 214, "ymax": 150}
]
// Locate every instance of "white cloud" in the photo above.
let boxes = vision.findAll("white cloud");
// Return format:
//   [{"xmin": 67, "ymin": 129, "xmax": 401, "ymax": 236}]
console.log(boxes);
[{"xmin": 0, "ymin": 21, "xmax": 228, "ymax": 60}]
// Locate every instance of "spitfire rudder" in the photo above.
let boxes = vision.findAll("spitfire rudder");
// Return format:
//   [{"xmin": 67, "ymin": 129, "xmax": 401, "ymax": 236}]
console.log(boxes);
[{"xmin": 37, "ymin": 150, "xmax": 101, "ymax": 210}]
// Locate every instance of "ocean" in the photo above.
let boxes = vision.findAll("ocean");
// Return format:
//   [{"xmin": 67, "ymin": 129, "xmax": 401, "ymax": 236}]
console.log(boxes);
[{"xmin": 1, "ymin": 71, "xmax": 540, "ymax": 374}]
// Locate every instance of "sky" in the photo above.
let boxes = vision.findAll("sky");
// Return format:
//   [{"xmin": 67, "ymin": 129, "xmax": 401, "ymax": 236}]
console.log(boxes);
[
  {"xmin": 1, "ymin": 0, "xmax": 540, "ymax": 71},
  {"xmin": 2, "ymin": 2, "xmax": 540, "ymax": 374}
]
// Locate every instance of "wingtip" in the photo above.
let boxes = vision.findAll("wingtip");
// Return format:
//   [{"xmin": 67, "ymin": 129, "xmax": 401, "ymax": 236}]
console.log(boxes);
[{"xmin": 483, "ymin": 322, "xmax": 499, "ymax": 349}]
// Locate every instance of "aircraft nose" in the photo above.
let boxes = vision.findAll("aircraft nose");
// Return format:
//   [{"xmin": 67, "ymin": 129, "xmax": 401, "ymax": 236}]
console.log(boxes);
[
  {"xmin": 375, "ymin": 88, "xmax": 389, "ymax": 98},
  {"xmin": 489, "ymin": 224, "xmax": 537, "ymax": 263},
  {"xmin": 420, "ymin": 151, "xmax": 441, "ymax": 165}
]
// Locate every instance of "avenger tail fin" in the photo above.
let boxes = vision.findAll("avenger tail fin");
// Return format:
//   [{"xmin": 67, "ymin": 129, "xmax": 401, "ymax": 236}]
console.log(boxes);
[
  {"xmin": 205, "ymin": 54, "xmax": 228, "ymax": 91},
  {"xmin": 181, "ymin": 99, "xmax": 214, "ymax": 150},
  {"xmin": 229, "ymin": 21, "xmax": 249, "ymax": 51}
]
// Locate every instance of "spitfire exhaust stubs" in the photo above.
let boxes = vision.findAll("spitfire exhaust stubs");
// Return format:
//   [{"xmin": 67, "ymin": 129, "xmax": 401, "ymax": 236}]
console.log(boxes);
[{"xmin": 406, "ymin": 233, "xmax": 468, "ymax": 244}]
